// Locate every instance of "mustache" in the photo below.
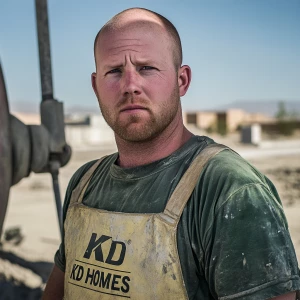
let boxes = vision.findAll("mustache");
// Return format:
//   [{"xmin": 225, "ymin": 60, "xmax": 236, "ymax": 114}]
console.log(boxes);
[{"xmin": 117, "ymin": 95, "xmax": 150, "ymax": 109}]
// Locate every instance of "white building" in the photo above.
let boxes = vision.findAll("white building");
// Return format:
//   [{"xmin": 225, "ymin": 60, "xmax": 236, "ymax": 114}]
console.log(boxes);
[{"xmin": 64, "ymin": 114, "xmax": 116, "ymax": 151}]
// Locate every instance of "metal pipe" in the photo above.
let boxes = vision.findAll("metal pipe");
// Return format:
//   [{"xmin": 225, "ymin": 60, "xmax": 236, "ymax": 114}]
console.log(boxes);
[
  {"xmin": 35, "ymin": 0, "xmax": 54, "ymax": 101},
  {"xmin": 35, "ymin": 0, "xmax": 69, "ymax": 241},
  {"xmin": 50, "ymin": 161, "xmax": 63, "ymax": 239}
]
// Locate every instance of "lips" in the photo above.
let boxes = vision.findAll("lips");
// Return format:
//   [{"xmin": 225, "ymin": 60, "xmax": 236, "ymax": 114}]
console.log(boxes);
[{"xmin": 120, "ymin": 105, "xmax": 147, "ymax": 112}]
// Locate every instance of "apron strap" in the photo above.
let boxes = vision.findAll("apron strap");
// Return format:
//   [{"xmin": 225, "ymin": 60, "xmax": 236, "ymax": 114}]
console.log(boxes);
[
  {"xmin": 70, "ymin": 156, "xmax": 107, "ymax": 205},
  {"xmin": 160, "ymin": 144, "xmax": 229, "ymax": 226}
]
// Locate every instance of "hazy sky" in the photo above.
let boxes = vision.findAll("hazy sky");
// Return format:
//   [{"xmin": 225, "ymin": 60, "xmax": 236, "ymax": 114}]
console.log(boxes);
[{"xmin": 0, "ymin": 0, "xmax": 299, "ymax": 113}]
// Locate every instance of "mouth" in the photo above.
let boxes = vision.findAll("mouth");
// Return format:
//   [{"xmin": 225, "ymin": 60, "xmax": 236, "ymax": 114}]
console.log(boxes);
[{"xmin": 120, "ymin": 105, "xmax": 148, "ymax": 112}]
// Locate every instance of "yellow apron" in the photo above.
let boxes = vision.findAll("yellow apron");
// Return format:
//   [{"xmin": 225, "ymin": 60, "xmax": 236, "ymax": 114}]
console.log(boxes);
[{"xmin": 64, "ymin": 144, "xmax": 227, "ymax": 299}]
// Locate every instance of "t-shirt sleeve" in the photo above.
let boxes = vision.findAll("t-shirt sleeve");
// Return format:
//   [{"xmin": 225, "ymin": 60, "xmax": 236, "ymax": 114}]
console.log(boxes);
[
  {"xmin": 54, "ymin": 160, "xmax": 97, "ymax": 272},
  {"xmin": 204, "ymin": 183, "xmax": 300, "ymax": 299}
]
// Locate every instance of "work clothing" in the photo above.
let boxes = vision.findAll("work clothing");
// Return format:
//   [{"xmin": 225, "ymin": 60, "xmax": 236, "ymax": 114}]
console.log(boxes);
[
  {"xmin": 64, "ymin": 144, "xmax": 226, "ymax": 299},
  {"xmin": 56, "ymin": 136, "xmax": 300, "ymax": 299}
]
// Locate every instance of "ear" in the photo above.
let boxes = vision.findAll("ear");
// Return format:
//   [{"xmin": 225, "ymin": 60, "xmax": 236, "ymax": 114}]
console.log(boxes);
[
  {"xmin": 91, "ymin": 72, "xmax": 97, "ymax": 94},
  {"xmin": 178, "ymin": 65, "xmax": 192, "ymax": 97}
]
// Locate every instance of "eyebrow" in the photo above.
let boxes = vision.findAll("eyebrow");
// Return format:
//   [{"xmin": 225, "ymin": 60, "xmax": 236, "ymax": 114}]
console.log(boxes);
[
  {"xmin": 102, "ymin": 64, "xmax": 123, "ymax": 71},
  {"xmin": 102, "ymin": 57, "xmax": 158, "ymax": 69}
]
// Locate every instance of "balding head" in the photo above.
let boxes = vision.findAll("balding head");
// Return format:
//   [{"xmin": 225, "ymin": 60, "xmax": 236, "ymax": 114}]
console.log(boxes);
[{"xmin": 94, "ymin": 8, "xmax": 183, "ymax": 70}]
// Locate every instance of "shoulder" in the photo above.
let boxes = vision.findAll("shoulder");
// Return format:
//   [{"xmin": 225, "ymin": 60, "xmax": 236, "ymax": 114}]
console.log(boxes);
[
  {"xmin": 188, "ymin": 143, "xmax": 285, "ymax": 221},
  {"xmin": 200, "ymin": 148, "xmax": 270, "ymax": 196},
  {"xmin": 61, "ymin": 160, "xmax": 97, "ymax": 220},
  {"xmin": 204, "ymin": 148, "xmax": 266, "ymax": 184},
  {"xmin": 62, "ymin": 153, "xmax": 117, "ymax": 216},
  {"xmin": 192, "ymin": 146, "xmax": 281, "ymax": 215},
  {"xmin": 67, "ymin": 160, "xmax": 98, "ymax": 191},
  {"xmin": 67, "ymin": 153, "xmax": 117, "ymax": 193}
]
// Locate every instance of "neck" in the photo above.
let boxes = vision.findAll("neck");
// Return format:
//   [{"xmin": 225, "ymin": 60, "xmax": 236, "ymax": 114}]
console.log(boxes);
[{"xmin": 115, "ymin": 121, "xmax": 193, "ymax": 168}]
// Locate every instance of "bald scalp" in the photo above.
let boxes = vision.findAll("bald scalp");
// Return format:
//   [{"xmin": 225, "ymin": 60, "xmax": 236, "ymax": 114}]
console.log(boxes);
[{"xmin": 94, "ymin": 8, "xmax": 183, "ymax": 69}]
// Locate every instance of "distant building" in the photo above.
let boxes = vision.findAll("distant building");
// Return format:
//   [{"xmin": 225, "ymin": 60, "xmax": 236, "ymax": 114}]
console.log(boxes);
[
  {"xmin": 184, "ymin": 109, "xmax": 274, "ymax": 133},
  {"xmin": 64, "ymin": 114, "xmax": 115, "ymax": 150}
]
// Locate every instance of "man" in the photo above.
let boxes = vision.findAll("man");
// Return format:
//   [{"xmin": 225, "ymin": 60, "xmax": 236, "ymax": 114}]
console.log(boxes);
[{"xmin": 43, "ymin": 8, "xmax": 300, "ymax": 300}]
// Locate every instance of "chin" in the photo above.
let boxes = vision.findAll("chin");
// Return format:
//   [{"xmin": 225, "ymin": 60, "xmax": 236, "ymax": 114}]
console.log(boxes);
[{"xmin": 118, "ymin": 132, "xmax": 154, "ymax": 143}]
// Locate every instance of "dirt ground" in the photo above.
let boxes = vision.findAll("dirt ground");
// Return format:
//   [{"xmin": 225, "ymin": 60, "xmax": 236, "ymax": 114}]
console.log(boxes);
[{"xmin": 0, "ymin": 135, "xmax": 299, "ymax": 299}]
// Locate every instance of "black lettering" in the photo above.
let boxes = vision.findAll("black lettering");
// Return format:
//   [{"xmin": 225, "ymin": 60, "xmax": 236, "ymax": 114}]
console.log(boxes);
[
  {"xmin": 83, "ymin": 233, "xmax": 111, "ymax": 261},
  {"xmin": 105, "ymin": 241, "xmax": 126, "ymax": 266},
  {"xmin": 93, "ymin": 270, "xmax": 100, "ymax": 286},
  {"xmin": 111, "ymin": 274, "xmax": 121, "ymax": 291},
  {"xmin": 70, "ymin": 264, "xmax": 79, "ymax": 279},
  {"xmin": 121, "ymin": 276, "xmax": 130, "ymax": 293},
  {"xmin": 85, "ymin": 267, "xmax": 95, "ymax": 284},
  {"xmin": 76, "ymin": 265, "xmax": 84, "ymax": 281},
  {"xmin": 99, "ymin": 271, "xmax": 112, "ymax": 289}
]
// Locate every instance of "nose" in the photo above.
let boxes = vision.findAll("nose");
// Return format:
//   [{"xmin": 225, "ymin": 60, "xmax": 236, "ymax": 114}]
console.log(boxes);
[{"xmin": 121, "ymin": 69, "xmax": 142, "ymax": 97}]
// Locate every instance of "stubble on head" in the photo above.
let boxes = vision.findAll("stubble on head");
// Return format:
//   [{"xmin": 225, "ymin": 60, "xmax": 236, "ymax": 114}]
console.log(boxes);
[{"xmin": 94, "ymin": 8, "xmax": 183, "ymax": 71}]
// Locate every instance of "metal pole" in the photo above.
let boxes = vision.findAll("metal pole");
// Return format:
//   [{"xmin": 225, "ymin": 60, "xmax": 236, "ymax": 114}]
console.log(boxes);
[
  {"xmin": 50, "ymin": 162, "xmax": 63, "ymax": 240},
  {"xmin": 35, "ymin": 0, "xmax": 54, "ymax": 101},
  {"xmin": 35, "ymin": 0, "xmax": 63, "ymax": 239}
]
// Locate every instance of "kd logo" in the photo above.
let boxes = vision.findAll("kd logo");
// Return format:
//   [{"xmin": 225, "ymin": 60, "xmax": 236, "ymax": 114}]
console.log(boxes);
[{"xmin": 83, "ymin": 233, "xmax": 126, "ymax": 266}]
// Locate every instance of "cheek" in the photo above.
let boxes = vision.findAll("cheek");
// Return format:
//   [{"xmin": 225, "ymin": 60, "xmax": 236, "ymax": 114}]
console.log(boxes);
[
  {"xmin": 146, "ymin": 75, "xmax": 176, "ymax": 98},
  {"xmin": 97, "ymin": 79, "xmax": 120, "ymax": 99}
]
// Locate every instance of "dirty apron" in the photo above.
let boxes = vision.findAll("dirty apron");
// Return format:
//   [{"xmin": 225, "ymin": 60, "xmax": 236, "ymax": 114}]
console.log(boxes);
[{"xmin": 64, "ymin": 144, "xmax": 227, "ymax": 299}]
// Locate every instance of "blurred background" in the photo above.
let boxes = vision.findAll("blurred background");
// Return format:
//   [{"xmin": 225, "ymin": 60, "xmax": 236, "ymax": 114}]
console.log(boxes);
[{"xmin": 0, "ymin": 1, "xmax": 299, "ymax": 299}]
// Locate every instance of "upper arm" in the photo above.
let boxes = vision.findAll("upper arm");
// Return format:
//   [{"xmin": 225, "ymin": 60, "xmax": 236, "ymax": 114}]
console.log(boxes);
[
  {"xmin": 42, "ymin": 265, "xmax": 65, "ymax": 300},
  {"xmin": 203, "ymin": 183, "xmax": 300, "ymax": 299}
]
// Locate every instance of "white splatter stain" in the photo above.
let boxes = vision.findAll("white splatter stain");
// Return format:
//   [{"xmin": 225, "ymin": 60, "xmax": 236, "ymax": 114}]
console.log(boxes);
[
  {"xmin": 213, "ymin": 256, "xmax": 216, "ymax": 261},
  {"xmin": 278, "ymin": 230, "xmax": 281, "ymax": 233},
  {"xmin": 266, "ymin": 263, "xmax": 272, "ymax": 267},
  {"xmin": 242, "ymin": 253, "xmax": 244, "ymax": 256},
  {"xmin": 225, "ymin": 214, "xmax": 229, "ymax": 219},
  {"xmin": 243, "ymin": 257, "xmax": 247, "ymax": 266}
]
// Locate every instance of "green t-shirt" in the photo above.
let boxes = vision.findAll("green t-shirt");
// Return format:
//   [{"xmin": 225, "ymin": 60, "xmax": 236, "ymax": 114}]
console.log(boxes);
[{"xmin": 55, "ymin": 136, "xmax": 300, "ymax": 299}]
